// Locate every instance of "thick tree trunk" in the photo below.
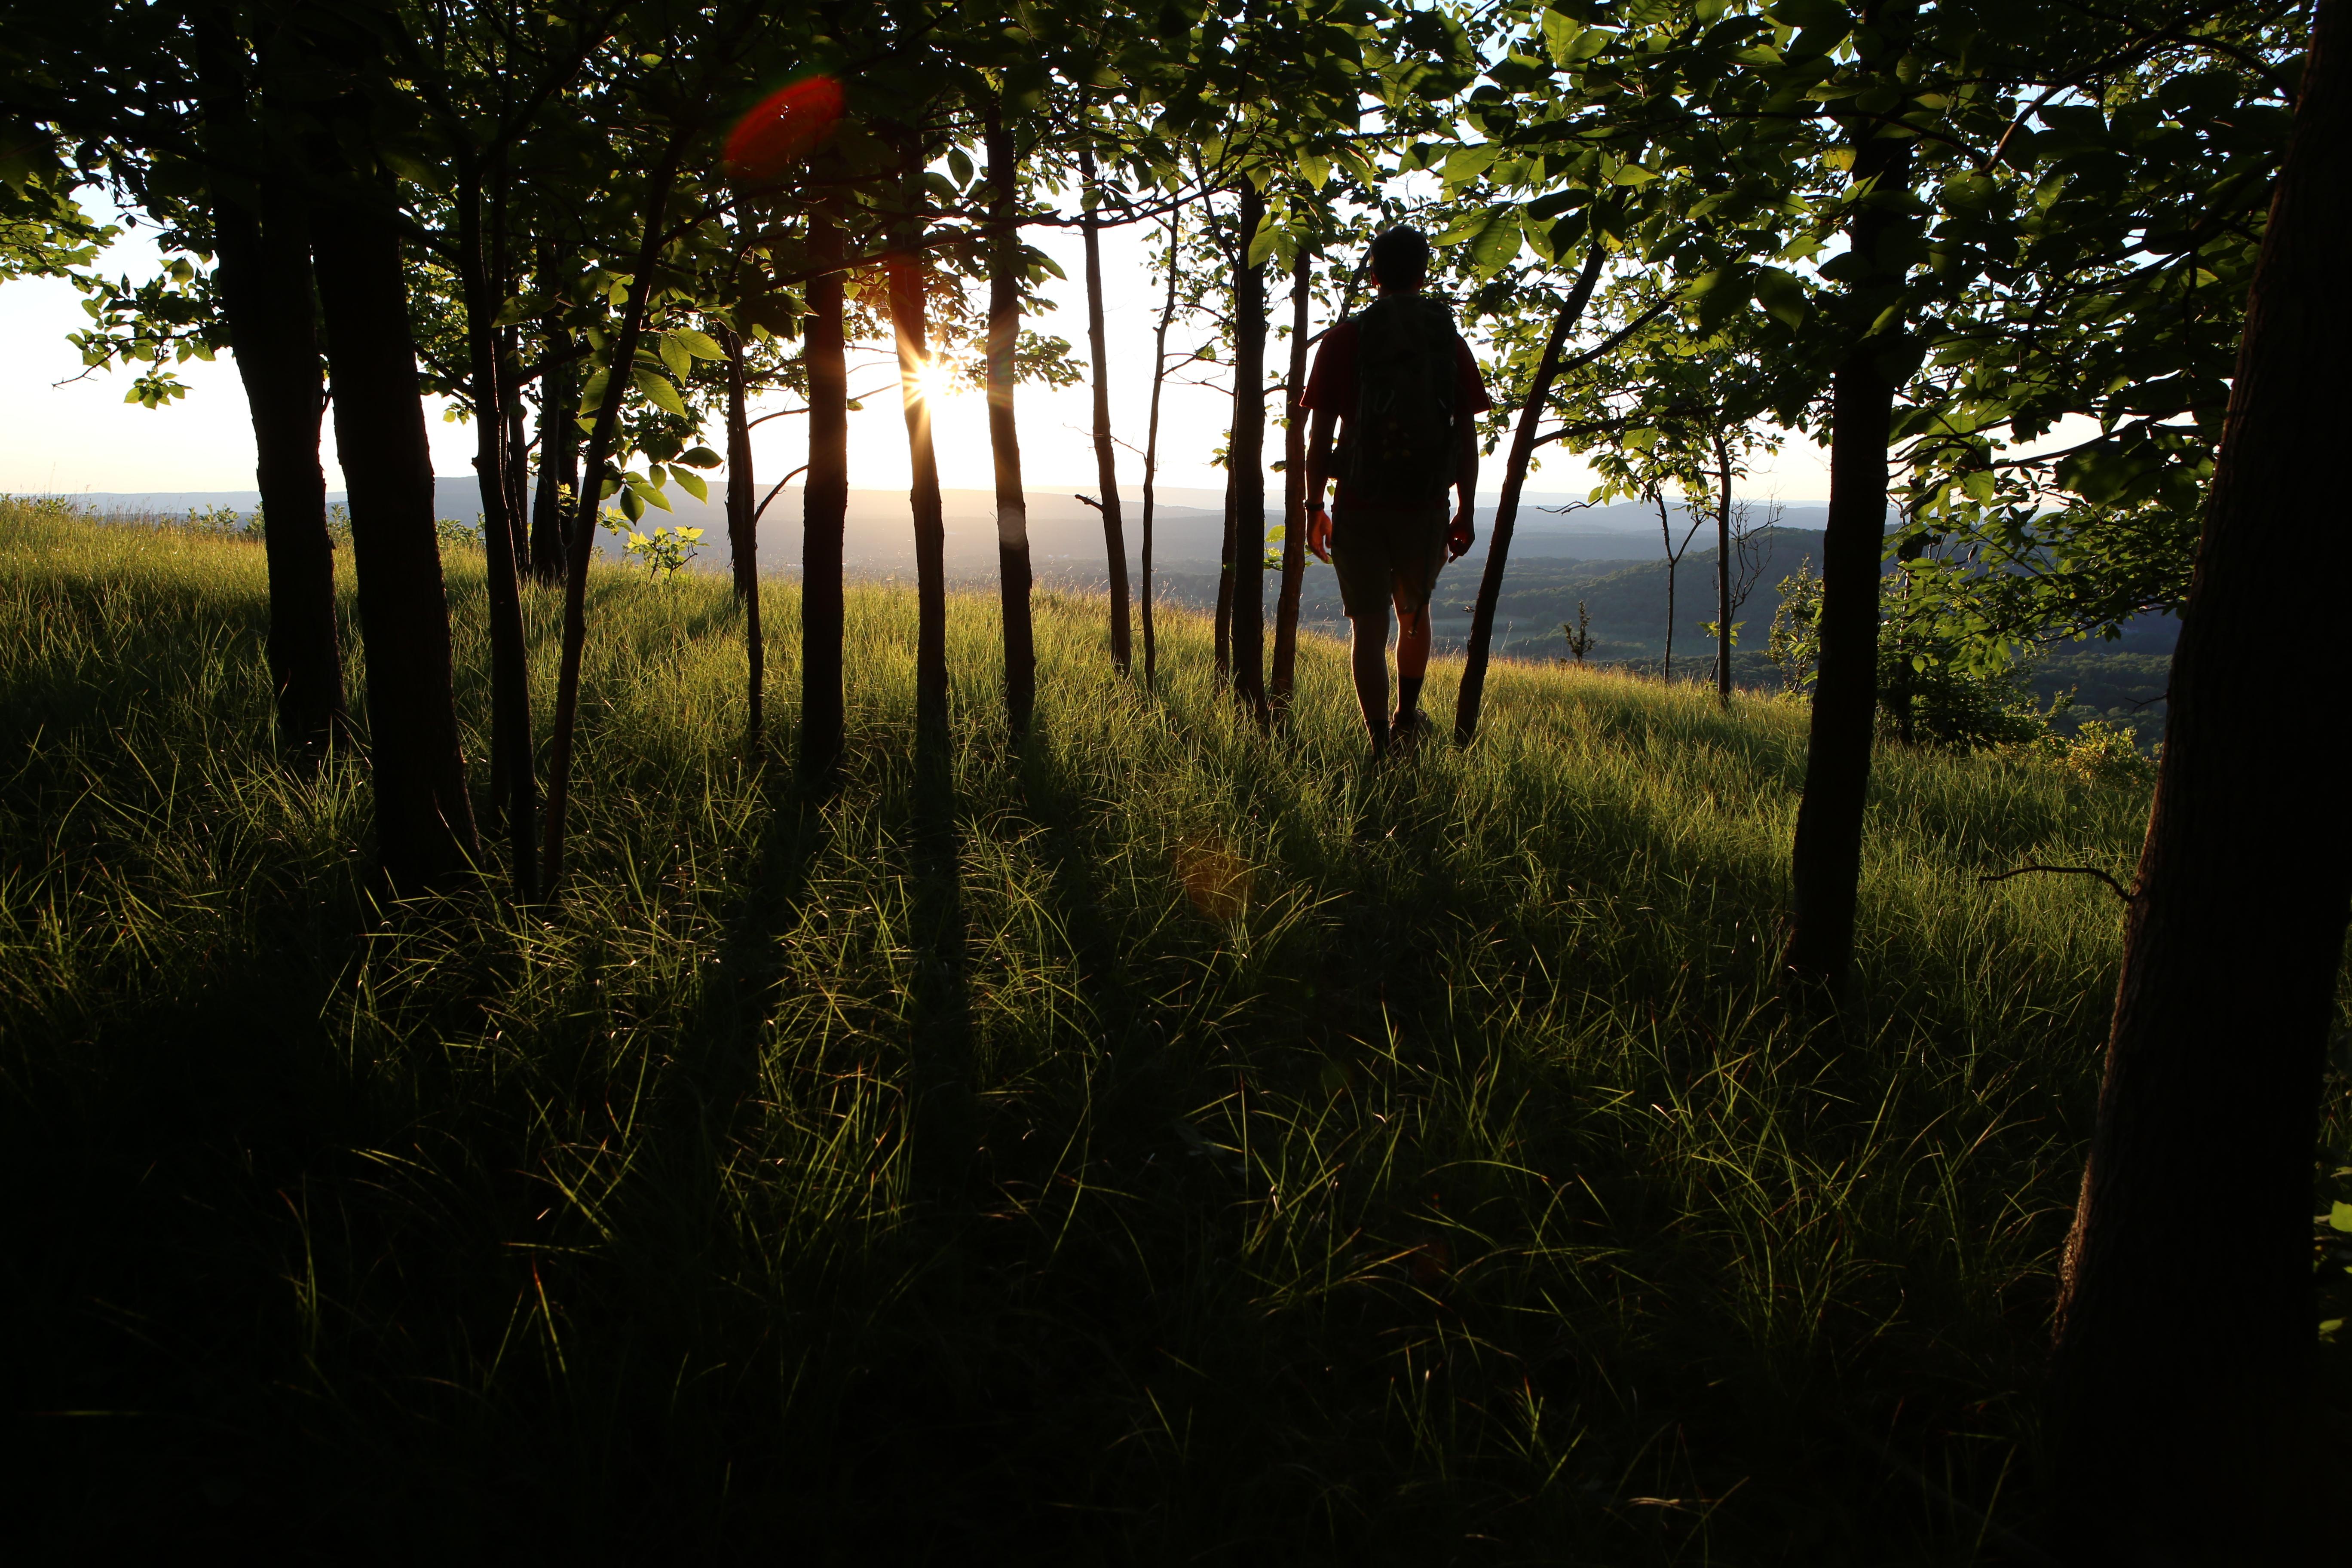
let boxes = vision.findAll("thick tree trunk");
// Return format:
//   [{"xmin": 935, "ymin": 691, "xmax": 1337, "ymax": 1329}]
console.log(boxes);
[
  {"xmin": 800, "ymin": 199, "xmax": 850, "ymax": 781},
  {"xmin": 985, "ymin": 108, "xmax": 1036, "ymax": 740},
  {"xmin": 213, "ymin": 193, "xmax": 346, "ymax": 755},
  {"xmin": 1715, "ymin": 433, "xmax": 1733, "ymax": 708},
  {"xmin": 457, "ymin": 168, "xmax": 537, "ymax": 900},
  {"xmin": 1269, "ymin": 246, "xmax": 1311, "ymax": 704},
  {"xmin": 191, "ymin": 19, "xmax": 345, "ymax": 756},
  {"xmin": 1779, "ymin": 134, "xmax": 1911, "ymax": 994},
  {"xmin": 1078, "ymin": 139, "xmax": 1132, "ymax": 675},
  {"xmin": 1228, "ymin": 181, "xmax": 1268, "ymax": 720},
  {"xmin": 1456, "ymin": 236, "xmax": 1606, "ymax": 744},
  {"xmin": 1140, "ymin": 214, "xmax": 1180, "ymax": 690},
  {"xmin": 529, "ymin": 311, "xmax": 575, "ymax": 582},
  {"xmin": 2052, "ymin": 9, "xmax": 2349, "ymax": 1562},
  {"xmin": 309, "ymin": 184, "xmax": 482, "ymax": 892},
  {"xmin": 891, "ymin": 143, "xmax": 950, "ymax": 747},
  {"xmin": 542, "ymin": 148, "xmax": 677, "ymax": 898},
  {"xmin": 723, "ymin": 325, "xmax": 763, "ymax": 750}
]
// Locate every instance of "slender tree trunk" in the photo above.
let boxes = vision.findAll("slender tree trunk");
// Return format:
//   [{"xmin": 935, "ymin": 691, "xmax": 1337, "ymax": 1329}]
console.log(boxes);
[
  {"xmin": 1078, "ymin": 137, "xmax": 1131, "ymax": 674},
  {"xmin": 1215, "ymin": 472, "xmax": 1235, "ymax": 681},
  {"xmin": 1456, "ymin": 236, "xmax": 1606, "ymax": 744},
  {"xmin": 985, "ymin": 107, "xmax": 1036, "ymax": 740},
  {"xmin": 2052, "ymin": 11, "xmax": 2348, "ymax": 1562},
  {"xmin": 192, "ymin": 19, "xmax": 345, "ymax": 756},
  {"xmin": 1228, "ymin": 180, "xmax": 1268, "ymax": 720},
  {"xmin": 1715, "ymin": 432, "xmax": 1733, "ymax": 708},
  {"xmin": 801, "ymin": 197, "xmax": 850, "ymax": 781},
  {"xmin": 530, "ymin": 309, "xmax": 575, "ymax": 582},
  {"xmin": 503, "ymin": 379, "xmax": 530, "ymax": 571},
  {"xmin": 1656, "ymin": 490, "xmax": 1679, "ymax": 683},
  {"xmin": 457, "ymin": 165, "xmax": 537, "ymax": 900},
  {"xmin": 1269, "ymin": 245, "xmax": 1311, "ymax": 704},
  {"xmin": 310, "ymin": 182, "xmax": 483, "ymax": 892},
  {"xmin": 1781, "ymin": 134, "xmax": 1912, "ymax": 994},
  {"xmin": 1140, "ymin": 213, "xmax": 1179, "ymax": 690},
  {"xmin": 891, "ymin": 139, "xmax": 950, "ymax": 748},
  {"xmin": 722, "ymin": 325, "xmax": 764, "ymax": 751},
  {"xmin": 542, "ymin": 147, "xmax": 677, "ymax": 898}
]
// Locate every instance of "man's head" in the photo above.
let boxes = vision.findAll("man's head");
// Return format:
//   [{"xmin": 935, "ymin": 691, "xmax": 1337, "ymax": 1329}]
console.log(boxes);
[{"xmin": 1366, "ymin": 227, "xmax": 1430, "ymax": 294}]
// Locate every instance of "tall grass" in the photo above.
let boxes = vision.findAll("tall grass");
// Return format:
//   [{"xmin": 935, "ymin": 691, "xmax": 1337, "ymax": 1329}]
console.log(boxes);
[{"xmin": 2, "ymin": 498, "xmax": 2340, "ymax": 1561}]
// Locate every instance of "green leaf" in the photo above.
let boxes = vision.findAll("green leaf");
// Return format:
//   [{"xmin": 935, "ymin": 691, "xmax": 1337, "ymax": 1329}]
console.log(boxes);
[
  {"xmin": 679, "ymin": 445, "xmax": 723, "ymax": 469},
  {"xmin": 673, "ymin": 328, "xmax": 726, "ymax": 362},
  {"xmin": 1468, "ymin": 206, "xmax": 1522, "ymax": 275},
  {"xmin": 669, "ymin": 466, "xmax": 709, "ymax": 502},
  {"xmin": 578, "ymin": 367, "xmax": 611, "ymax": 413},
  {"xmin": 619, "ymin": 485, "xmax": 644, "ymax": 522},
  {"xmin": 1752, "ymin": 266, "xmax": 1808, "ymax": 328},
  {"xmin": 1540, "ymin": 9, "xmax": 1582, "ymax": 64},
  {"xmin": 1246, "ymin": 216, "xmax": 1279, "ymax": 270},
  {"xmin": 634, "ymin": 368, "xmax": 688, "ymax": 418},
  {"xmin": 659, "ymin": 333, "xmax": 691, "ymax": 379},
  {"xmin": 2331, "ymin": 1201, "xmax": 2352, "ymax": 1234},
  {"xmin": 947, "ymin": 148, "xmax": 974, "ymax": 189}
]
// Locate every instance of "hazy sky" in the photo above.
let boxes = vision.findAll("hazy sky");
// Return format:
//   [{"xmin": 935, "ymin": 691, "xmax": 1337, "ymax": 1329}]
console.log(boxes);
[{"xmin": 0, "ymin": 195, "xmax": 1836, "ymax": 505}]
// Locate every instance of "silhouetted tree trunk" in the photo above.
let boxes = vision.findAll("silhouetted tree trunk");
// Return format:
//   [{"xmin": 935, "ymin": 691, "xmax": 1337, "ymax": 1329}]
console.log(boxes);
[
  {"xmin": 891, "ymin": 137, "xmax": 950, "ymax": 748},
  {"xmin": 1140, "ymin": 213, "xmax": 1180, "ymax": 689},
  {"xmin": 1781, "ymin": 132, "xmax": 1913, "ymax": 994},
  {"xmin": 1714, "ymin": 432, "xmax": 1733, "ymax": 708},
  {"xmin": 309, "ymin": 179, "xmax": 482, "ymax": 892},
  {"xmin": 800, "ymin": 196, "xmax": 849, "ymax": 782},
  {"xmin": 2052, "ymin": 9, "xmax": 2348, "ymax": 1562},
  {"xmin": 191, "ymin": 18, "xmax": 345, "ymax": 756},
  {"xmin": 529, "ymin": 305, "xmax": 575, "ymax": 582},
  {"xmin": 1078, "ymin": 134, "xmax": 1131, "ymax": 675},
  {"xmin": 722, "ymin": 325, "xmax": 763, "ymax": 751},
  {"xmin": 455, "ymin": 159, "xmax": 536, "ymax": 900},
  {"xmin": 1456, "ymin": 236, "xmax": 1606, "ymax": 744},
  {"xmin": 502, "ymin": 377, "xmax": 529, "ymax": 570},
  {"xmin": 1270, "ymin": 245, "xmax": 1311, "ymax": 704},
  {"xmin": 214, "ymin": 196, "xmax": 347, "ymax": 755},
  {"xmin": 985, "ymin": 106, "xmax": 1035, "ymax": 740},
  {"xmin": 1215, "ymin": 473, "xmax": 1235, "ymax": 682},
  {"xmin": 542, "ymin": 146, "xmax": 677, "ymax": 898},
  {"xmin": 1228, "ymin": 180, "xmax": 1268, "ymax": 720}
]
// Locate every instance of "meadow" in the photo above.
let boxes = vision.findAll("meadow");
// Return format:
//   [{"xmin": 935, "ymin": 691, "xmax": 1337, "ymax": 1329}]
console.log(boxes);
[{"xmin": 3, "ymin": 499, "xmax": 2339, "ymax": 1561}]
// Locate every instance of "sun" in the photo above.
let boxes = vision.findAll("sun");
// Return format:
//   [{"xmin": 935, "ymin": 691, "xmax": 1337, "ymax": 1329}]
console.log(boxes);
[{"xmin": 910, "ymin": 353, "xmax": 967, "ymax": 404}]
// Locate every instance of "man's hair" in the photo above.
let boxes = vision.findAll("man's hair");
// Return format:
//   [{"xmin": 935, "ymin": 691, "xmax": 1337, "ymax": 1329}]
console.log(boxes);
[{"xmin": 1367, "ymin": 226, "xmax": 1430, "ymax": 289}]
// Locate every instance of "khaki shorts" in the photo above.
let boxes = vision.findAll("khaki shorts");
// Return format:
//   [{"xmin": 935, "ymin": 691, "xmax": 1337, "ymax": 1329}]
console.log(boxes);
[{"xmin": 1332, "ymin": 499, "xmax": 1450, "ymax": 620}]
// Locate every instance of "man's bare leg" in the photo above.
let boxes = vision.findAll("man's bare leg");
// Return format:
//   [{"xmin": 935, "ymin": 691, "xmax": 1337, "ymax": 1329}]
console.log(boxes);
[
  {"xmin": 1393, "ymin": 584, "xmax": 1432, "ymax": 738},
  {"xmin": 1351, "ymin": 603, "xmax": 1391, "ymax": 756}
]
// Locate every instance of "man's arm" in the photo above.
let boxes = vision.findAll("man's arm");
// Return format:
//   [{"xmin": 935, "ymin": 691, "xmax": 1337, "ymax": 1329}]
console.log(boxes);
[
  {"xmin": 1448, "ymin": 413, "xmax": 1480, "ymax": 560},
  {"xmin": 1305, "ymin": 404, "xmax": 1339, "ymax": 562}
]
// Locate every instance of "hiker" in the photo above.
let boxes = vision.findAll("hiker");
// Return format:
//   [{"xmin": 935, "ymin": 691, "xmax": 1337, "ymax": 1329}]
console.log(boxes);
[{"xmin": 1301, "ymin": 225, "xmax": 1492, "ymax": 759}]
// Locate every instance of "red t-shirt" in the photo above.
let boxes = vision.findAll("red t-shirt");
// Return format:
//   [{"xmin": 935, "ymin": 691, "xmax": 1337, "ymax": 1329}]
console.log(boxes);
[
  {"xmin": 1300, "ymin": 308, "xmax": 1492, "ymax": 505},
  {"xmin": 1300, "ymin": 313, "xmax": 1493, "ymax": 417}
]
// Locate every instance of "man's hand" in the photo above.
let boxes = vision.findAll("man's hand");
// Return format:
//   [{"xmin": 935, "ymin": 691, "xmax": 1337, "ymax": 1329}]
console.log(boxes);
[
  {"xmin": 1307, "ymin": 505, "xmax": 1333, "ymax": 564},
  {"xmin": 1446, "ymin": 505, "xmax": 1476, "ymax": 561}
]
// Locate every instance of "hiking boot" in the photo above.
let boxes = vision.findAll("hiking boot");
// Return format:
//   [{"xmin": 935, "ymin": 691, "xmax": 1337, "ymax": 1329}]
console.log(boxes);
[{"xmin": 1388, "ymin": 707, "xmax": 1428, "ymax": 758}]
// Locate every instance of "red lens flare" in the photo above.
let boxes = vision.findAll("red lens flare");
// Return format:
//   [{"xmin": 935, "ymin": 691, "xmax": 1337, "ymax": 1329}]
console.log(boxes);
[{"xmin": 724, "ymin": 76, "xmax": 844, "ymax": 184}]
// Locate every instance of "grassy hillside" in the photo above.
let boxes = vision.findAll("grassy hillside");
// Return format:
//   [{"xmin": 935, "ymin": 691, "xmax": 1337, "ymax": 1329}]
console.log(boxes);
[{"xmin": 3, "ymin": 499, "xmax": 2342, "ymax": 1561}]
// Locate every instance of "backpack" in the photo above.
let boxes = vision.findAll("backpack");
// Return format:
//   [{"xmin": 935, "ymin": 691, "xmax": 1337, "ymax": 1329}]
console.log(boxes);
[{"xmin": 1342, "ymin": 294, "xmax": 1459, "ymax": 503}]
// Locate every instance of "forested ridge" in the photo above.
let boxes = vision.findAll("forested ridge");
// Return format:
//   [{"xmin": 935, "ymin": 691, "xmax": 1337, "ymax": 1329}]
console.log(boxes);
[{"xmin": 0, "ymin": 0, "xmax": 2346, "ymax": 1560}]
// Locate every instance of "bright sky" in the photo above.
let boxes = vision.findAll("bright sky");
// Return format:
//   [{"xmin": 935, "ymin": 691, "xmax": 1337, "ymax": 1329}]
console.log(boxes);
[{"xmin": 0, "ymin": 194, "xmax": 1834, "ymax": 505}]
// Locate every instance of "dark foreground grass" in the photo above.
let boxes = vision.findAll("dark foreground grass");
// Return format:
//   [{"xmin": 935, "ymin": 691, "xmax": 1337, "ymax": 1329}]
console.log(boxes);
[{"xmin": 2, "ymin": 500, "xmax": 2344, "ymax": 1562}]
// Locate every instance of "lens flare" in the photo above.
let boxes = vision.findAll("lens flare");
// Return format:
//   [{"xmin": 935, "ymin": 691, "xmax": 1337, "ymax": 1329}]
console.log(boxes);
[
  {"xmin": 725, "ymin": 76, "xmax": 845, "ymax": 185},
  {"xmin": 910, "ymin": 354, "xmax": 965, "ymax": 404}
]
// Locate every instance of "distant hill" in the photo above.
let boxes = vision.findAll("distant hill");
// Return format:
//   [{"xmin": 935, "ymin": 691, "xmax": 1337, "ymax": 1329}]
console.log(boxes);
[{"xmin": 49, "ymin": 481, "xmax": 1828, "ymax": 574}]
